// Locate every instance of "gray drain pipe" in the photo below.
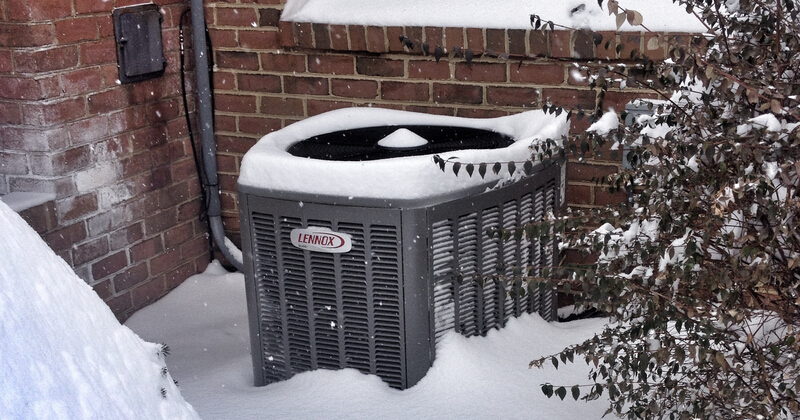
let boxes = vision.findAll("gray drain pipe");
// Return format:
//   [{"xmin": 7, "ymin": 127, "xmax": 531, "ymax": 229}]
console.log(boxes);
[{"xmin": 190, "ymin": 0, "xmax": 243, "ymax": 271}]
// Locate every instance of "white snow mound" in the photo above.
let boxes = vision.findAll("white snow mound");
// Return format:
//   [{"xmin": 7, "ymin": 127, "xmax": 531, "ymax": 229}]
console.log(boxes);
[
  {"xmin": 0, "ymin": 201, "xmax": 200, "ymax": 420},
  {"xmin": 239, "ymin": 108, "xmax": 569, "ymax": 201}
]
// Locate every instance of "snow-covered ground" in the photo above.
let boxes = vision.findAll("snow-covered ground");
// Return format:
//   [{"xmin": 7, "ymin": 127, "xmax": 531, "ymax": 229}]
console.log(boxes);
[{"xmin": 125, "ymin": 262, "xmax": 610, "ymax": 420}]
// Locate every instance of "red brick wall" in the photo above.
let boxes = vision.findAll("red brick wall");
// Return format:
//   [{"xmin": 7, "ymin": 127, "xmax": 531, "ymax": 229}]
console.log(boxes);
[
  {"xmin": 0, "ymin": 0, "xmax": 209, "ymax": 321},
  {"xmin": 203, "ymin": 0, "xmax": 684, "ymax": 242}
]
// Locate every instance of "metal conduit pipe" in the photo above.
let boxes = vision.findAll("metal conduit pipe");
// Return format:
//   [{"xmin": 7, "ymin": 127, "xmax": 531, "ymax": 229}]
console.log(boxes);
[{"xmin": 190, "ymin": 0, "xmax": 243, "ymax": 271}]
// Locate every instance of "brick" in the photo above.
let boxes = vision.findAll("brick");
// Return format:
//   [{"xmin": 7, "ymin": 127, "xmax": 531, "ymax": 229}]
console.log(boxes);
[
  {"xmin": 209, "ymin": 28, "xmax": 237, "ymax": 48},
  {"xmin": 164, "ymin": 222, "xmax": 195, "ymax": 249},
  {"xmin": 0, "ymin": 103, "xmax": 22, "ymax": 124},
  {"xmin": 551, "ymin": 31, "xmax": 571, "ymax": 58},
  {"xmin": 180, "ymin": 234, "xmax": 211, "ymax": 261},
  {"xmin": 260, "ymin": 52, "xmax": 305, "ymax": 72},
  {"xmin": 113, "ymin": 263, "xmax": 149, "ymax": 291},
  {"xmin": 284, "ymin": 76, "xmax": 329, "ymax": 96},
  {"xmin": 618, "ymin": 34, "xmax": 642, "ymax": 60},
  {"xmin": 7, "ymin": 0, "xmax": 71, "ymax": 21},
  {"xmin": 312, "ymin": 23, "xmax": 331, "ymax": 50},
  {"xmin": 0, "ymin": 50, "xmax": 12, "ymax": 72},
  {"xmin": 1, "ymin": 126, "xmax": 67, "ymax": 152},
  {"xmin": 216, "ymin": 7, "xmax": 258, "ymax": 27},
  {"xmin": 130, "ymin": 276, "xmax": 167, "ymax": 307},
  {"xmin": 405, "ymin": 26, "xmax": 423, "ymax": 50},
  {"xmin": 239, "ymin": 30, "xmax": 280, "ymax": 50},
  {"xmin": 75, "ymin": 0, "xmax": 113, "ymax": 13},
  {"xmin": 105, "ymin": 292, "xmax": 133, "ymax": 317},
  {"xmin": 239, "ymin": 116, "xmax": 283, "ymax": 135},
  {"xmin": 214, "ymin": 93, "xmax": 258, "ymax": 113},
  {"xmin": 366, "ymin": 26, "xmax": 385, "ymax": 52},
  {"xmin": 73, "ymin": 236, "xmax": 109, "ymax": 266},
  {"xmin": 306, "ymin": 99, "xmax": 351, "ymax": 116},
  {"xmin": 144, "ymin": 208, "xmax": 178, "ymax": 237},
  {"xmin": 0, "ymin": 75, "xmax": 60, "ymax": 100},
  {"xmin": 386, "ymin": 26, "xmax": 405, "ymax": 53},
  {"xmin": 259, "ymin": 8, "xmax": 281, "ymax": 27},
  {"xmin": 21, "ymin": 97, "xmax": 87, "ymax": 126},
  {"xmin": 508, "ymin": 29, "xmax": 526, "ymax": 56},
  {"xmin": 294, "ymin": 22, "xmax": 314, "ymax": 48},
  {"xmin": 432, "ymin": 83, "xmax": 483, "ymax": 105},
  {"xmin": 177, "ymin": 199, "xmax": 203, "ymax": 222},
  {"xmin": 45, "ymin": 221, "xmax": 87, "ymax": 253},
  {"xmin": 332, "ymin": 79, "xmax": 378, "ymax": 99},
  {"xmin": 278, "ymin": 21, "xmax": 295, "ymax": 47},
  {"xmin": 381, "ymin": 81, "xmax": 429, "ymax": 102},
  {"xmin": 14, "ymin": 46, "xmax": 78, "ymax": 73},
  {"xmin": 485, "ymin": 29, "xmax": 505, "ymax": 55},
  {"xmin": 330, "ymin": 25, "xmax": 349, "ymax": 50},
  {"xmin": 529, "ymin": 30, "xmax": 550, "ymax": 57},
  {"xmin": 455, "ymin": 62, "xmax": 506, "ymax": 82},
  {"xmin": 80, "ymin": 39, "xmax": 116, "ymax": 66},
  {"xmin": 456, "ymin": 108, "xmax": 507, "ymax": 118},
  {"xmin": 594, "ymin": 187, "xmax": 628, "ymax": 207},
  {"xmin": 261, "ymin": 96, "xmax": 304, "ymax": 116},
  {"xmin": 54, "ymin": 16, "xmax": 98, "ymax": 44},
  {"xmin": 308, "ymin": 54, "xmax": 354, "ymax": 75},
  {"xmin": 409, "ymin": 60, "xmax": 450, "ymax": 80},
  {"xmin": 568, "ymin": 162, "xmax": 619, "ymax": 183},
  {"xmin": 542, "ymin": 88, "xmax": 597, "ymax": 110},
  {"xmin": 62, "ymin": 67, "xmax": 103, "ymax": 95},
  {"xmin": 404, "ymin": 105, "xmax": 454, "ymax": 116},
  {"xmin": 130, "ymin": 236, "xmax": 164, "ymax": 263},
  {"xmin": 444, "ymin": 27, "xmax": 464, "ymax": 50},
  {"xmin": 30, "ymin": 145, "xmax": 92, "ymax": 177},
  {"xmin": 356, "ymin": 57, "xmax": 404, "ymax": 77},
  {"xmin": 93, "ymin": 279, "xmax": 113, "ymax": 300},
  {"xmin": 88, "ymin": 88, "xmax": 130, "ymax": 115},
  {"xmin": 0, "ymin": 151, "xmax": 28, "ymax": 175},
  {"xmin": 486, "ymin": 86, "xmax": 540, "ymax": 107},
  {"xmin": 18, "ymin": 201, "xmax": 57, "ymax": 234},
  {"xmin": 0, "ymin": 22, "xmax": 56, "ymax": 48},
  {"xmin": 109, "ymin": 222, "xmax": 144, "ymax": 251},
  {"xmin": 237, "ymin": 73, "xmax": 281, "ymax": 93},
  {"xmin": 465, "ymin": 28, "xmax": 484, "ymax": 51},
  {"xmin": 348, "ymin": 25, "xmax": 367, "ymax": 51},
  {"xmin": 566, "ymin": 183, "xmax": 593, "ymax": 206},
  {"xmin": 216, "ymin": 50, "xmax": 260, "ymax": 70},
  {"xmin": 595, "ymin": 32, "xmax": 618, "ymax": 60},
  {"xmin": 511, "ymin": 63, "xmax": 565, "ymax": 85},
  {"xmin": 214, "ymin": 135, "xmax": 257, "ymax": 155},
  {"xmin": 573, "ymin": 30, "xmax": 595, "ymax": 59},
  {"xmin": 149, "ymin": 248, "xmax": 182, "ymax": 276}
]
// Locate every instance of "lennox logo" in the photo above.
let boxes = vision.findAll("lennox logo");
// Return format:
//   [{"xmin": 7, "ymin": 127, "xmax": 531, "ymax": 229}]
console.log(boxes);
[{"xmin": 290, "ymin": 227, "xmax": 352, "ymax": 253}]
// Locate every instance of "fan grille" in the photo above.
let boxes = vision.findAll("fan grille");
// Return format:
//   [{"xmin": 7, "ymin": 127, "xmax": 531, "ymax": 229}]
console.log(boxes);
[{"xmin": 287, "ymin": 125, "xmax": 515, "ymax": 161}]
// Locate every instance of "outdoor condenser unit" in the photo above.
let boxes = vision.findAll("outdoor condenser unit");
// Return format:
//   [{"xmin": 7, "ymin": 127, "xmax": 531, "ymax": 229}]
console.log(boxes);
[{"xmin": 238, "ymin": 108, "xmax": 569, "ymax": 390}]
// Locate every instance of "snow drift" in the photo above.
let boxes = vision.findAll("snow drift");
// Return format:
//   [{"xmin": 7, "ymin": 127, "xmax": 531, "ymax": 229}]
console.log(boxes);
[{"xmin": 0, "ymin": 201, "xmax": 199, "ymax": 420}]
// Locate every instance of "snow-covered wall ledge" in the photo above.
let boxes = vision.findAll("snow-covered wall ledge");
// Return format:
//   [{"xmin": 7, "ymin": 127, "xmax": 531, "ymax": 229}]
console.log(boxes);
[
  {"xmin": 277, "ymin": 0, "xmax": 705, "ymax": 60},
  {"xmin": 277, "ymin": 20, "xmax": 694, "ymax": 62}
]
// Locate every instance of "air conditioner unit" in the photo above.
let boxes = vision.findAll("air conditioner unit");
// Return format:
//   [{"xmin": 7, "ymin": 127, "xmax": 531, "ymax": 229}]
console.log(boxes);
[{"xmin": 238, "ymin": 108, "xmax": 569, "ymax": 390}]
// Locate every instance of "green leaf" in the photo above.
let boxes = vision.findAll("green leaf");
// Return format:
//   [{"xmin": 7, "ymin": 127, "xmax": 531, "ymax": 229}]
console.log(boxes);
[
  {"xmin": 542, "ymin": 384, "xmax": 554, "ymax": 398},
  {"xmin": 572, "ymin": 385, "xmax": 581, "ymax": 400},
  {"xmin": 555, "ymin": 386, "xmax": 567, "ymax": 400},
  {"xmin": 478, "ymin": 163, "xmax": 487, "ymax": 178}
]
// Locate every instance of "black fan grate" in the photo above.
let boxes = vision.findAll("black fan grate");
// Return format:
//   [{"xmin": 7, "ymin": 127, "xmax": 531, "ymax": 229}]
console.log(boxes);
[{"xmin": 287, "ymin": 125, "xmax": 515, "ymax": 161}]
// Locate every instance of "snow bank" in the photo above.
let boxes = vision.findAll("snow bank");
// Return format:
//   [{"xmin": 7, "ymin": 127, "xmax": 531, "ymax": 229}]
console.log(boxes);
[
  {"xmin": 126, "ymin": 262, "xmax": 611, "ymax": 420},
  {"xmin": 239, "ymin": 108, "xmax": 568, "ymax": 201},
  {"xmin": 0, "ymin": 201, "xmax": 199, "ymax": 420},
  {"xmin": 282, "ymin": 0, "xmax": 707, "ymax": 32}
]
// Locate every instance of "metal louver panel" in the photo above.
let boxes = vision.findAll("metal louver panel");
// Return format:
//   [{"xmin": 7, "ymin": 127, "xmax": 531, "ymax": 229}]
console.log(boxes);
[
  {"xmin": 430, "ymin": 169, "xmax": 561, "ymax": 345},
  {"xmin": 244, "ymin": 198, "xmax": 408, "ymax": 389}
]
